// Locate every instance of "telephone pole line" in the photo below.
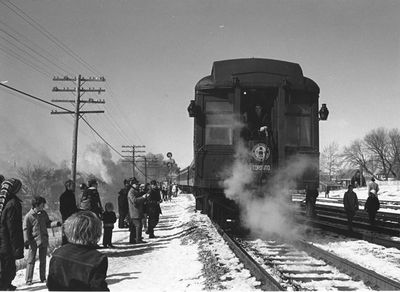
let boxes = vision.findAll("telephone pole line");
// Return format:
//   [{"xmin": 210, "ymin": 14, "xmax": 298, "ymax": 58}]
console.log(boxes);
[
  {"xmin": 51, "ymin": 75, "xmax": 106, "ymax": 190},
  {"xmin": 135, "ymin": 156, "xmax": 159, "ymax": 184},
  {"xmin": 122, "ymin": 145, "xmax": 145, "ymax": 179}
]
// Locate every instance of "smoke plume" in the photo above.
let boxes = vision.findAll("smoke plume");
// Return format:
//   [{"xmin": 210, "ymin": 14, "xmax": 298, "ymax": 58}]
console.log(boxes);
[{"xmin": 222, "ymin": 140, "xmax": 314, "ymax": 240}]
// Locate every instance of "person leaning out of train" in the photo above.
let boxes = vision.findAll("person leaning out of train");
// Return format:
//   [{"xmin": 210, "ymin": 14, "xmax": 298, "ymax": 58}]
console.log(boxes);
[
  {"xmin": 364, "ymin": 189, "xmax": 380, "ymax": 225},
  {"xmin": 47, "ymin": 211, "xmax": 109, "ymax": 291},
  {"xmin": 343, "ymin": 184, "xmax": 359, "ymax": 232},
  {"xmin": 242, "ymin": 103, "xmax": 271, "ymax": 140}
]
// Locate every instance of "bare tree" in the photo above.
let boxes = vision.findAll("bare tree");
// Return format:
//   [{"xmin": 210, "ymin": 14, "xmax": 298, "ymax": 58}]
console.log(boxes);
[
  {"xmin": 17, "ymin": 163, "xmax": 53, "ymax": 197},
  {"xmin": 342, "ymin": 127, "xmax": 400, "ymax": 180},
  {"xmin": 320, "ymin": 142, "xmax": 341, "ymax": 180},
  {"xmin": 364, "ymin": 128, "xmax": 391, "ymax": 179},
  {"xmin": 388, "ymin": 128, "xmax": 400, "ymax": 178},
  {"xmin": 341, "ymin": 139, "xmax": 374, "ymax": 176}
]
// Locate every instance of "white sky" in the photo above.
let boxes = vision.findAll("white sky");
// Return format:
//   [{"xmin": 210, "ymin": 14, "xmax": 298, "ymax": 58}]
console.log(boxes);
[{"xmin": 1, "ymin": 0, "xmax": 400, "ymax": 169}]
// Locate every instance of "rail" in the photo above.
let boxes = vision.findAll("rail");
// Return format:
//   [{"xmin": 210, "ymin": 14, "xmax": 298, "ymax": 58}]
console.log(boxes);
[
  {"xmin": 295, "ymin": 240, "xmax": 400, "ymax": 290},
  {"xmin": 213, "ymin": 222, "xmax": 284, "ymax": 291}
]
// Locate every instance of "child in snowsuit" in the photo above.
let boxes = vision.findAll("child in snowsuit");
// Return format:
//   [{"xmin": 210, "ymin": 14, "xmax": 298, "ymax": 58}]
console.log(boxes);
[{"xmin": 102, "ymin": 202, "xmax": 117, "ymax": 248}]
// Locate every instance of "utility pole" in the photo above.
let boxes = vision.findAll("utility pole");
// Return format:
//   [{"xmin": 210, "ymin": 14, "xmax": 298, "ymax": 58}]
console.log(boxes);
[
  {"xmin": 135, "ymin": 156, "xmax": 159, "ymax": 184},
  {"xmin": 122, "ymin": 145, "xmax": 145, "ymax": 179},
  {"xmin": 52, "ymin": 75, "xmax": 105, "ymax": 191}
]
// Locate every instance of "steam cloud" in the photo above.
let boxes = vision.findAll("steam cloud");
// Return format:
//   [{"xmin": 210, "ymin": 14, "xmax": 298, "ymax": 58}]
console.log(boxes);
[{"xmin": 222, "ymin": 139, "xmax": 314, "ymax": 240}]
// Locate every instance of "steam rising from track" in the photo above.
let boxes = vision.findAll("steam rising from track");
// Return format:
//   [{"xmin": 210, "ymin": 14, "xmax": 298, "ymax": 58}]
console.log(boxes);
[{"xmin": 222, "ymin": 140, "xmax": 313, "ymax": 239}]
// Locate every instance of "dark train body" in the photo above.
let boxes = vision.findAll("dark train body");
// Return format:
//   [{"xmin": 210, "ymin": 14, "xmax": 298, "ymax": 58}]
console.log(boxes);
[{"xmin": 178, "ymin": 58, "xmax": 325, "ymax": 223}]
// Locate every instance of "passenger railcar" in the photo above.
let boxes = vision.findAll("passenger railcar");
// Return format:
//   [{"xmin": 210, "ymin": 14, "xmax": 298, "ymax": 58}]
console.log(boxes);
[
  {"xmin": 185, "ymin": 58, "xmax": 328, "ymax": 221},
  {"xmin": 176, "ymin": 162, "xmax": 194, "ymax": 193}
]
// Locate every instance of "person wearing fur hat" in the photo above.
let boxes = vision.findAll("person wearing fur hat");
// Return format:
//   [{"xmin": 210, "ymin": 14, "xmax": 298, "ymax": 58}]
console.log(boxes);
[{"xmin": 0, "ymin": 178, "xmax": 24, "ymax": 291}]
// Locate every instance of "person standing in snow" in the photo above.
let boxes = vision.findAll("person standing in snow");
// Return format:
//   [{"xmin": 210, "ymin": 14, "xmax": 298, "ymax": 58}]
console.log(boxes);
[
  {"xmin": 343, "ymin": 184, "xmax": 359, "ymax": 232},
  {"xmin": 364, "ymin": 189, "xmax": 380, "ymax": 225},
  {"xmin": 102, "ymin": 202, "xmax": 116, "ymax": 248},
  {"xmin": 59, "ymin": 179, "xmax": 78, "ymax": 245},
  {"xmin": 127, "ymin": 178, "xmax": 149, "ymax": 244},
  {"xmin": 23, "ymin": 196, "xmax": 61, "ymax": 285},
  {"xmin": 117, "ymin": 179, "xmax": 130, "ymax": 228},
  {"xmin": 146, "ymin": 180, "xmax": 162, "ymax": 239},
  {"xmin": 79, "ymin": 179, "xmax": 104, "ymax": 218},
  {"xmin": 367, "ymin": 177, "xmax": 379, "ymax": 196},
  {"xmin": 0, "ymin": 178, "xmax": 24, "ymax": 291},
  {"xmin": 47, "ymin": 211, "xmax": 109, "ymax": 291}
]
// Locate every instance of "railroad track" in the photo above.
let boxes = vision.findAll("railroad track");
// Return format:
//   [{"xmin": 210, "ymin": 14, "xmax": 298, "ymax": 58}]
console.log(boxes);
[{"xmin": 214, "ymin": 223, "xmax": 400, "ymax": 291}]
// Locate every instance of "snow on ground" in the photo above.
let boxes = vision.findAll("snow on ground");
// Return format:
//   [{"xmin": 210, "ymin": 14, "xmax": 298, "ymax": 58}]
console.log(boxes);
[
  {"xmin": 309, "ymin": 230, "xmax": 400, "ymax": 283},
  {"xmin": 325, "ymin": 180, "xmax": 400, "ymax": 202},
  {"xmin": 310, "ymin": 180, "xmax": 400, "ymax": 283},
  {"xmin": 12, "ymin": 193, "xmax": 261, "ymax": 291},
  {"xmin": 10, "ymin": 182, "xmax": 400, "ymax": 291}
]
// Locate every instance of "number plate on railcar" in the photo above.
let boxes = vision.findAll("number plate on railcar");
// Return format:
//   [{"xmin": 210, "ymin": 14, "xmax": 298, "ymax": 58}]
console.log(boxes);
[{"xmin": 251, "ymin": 164, "xmax": 271, "ymax": 171}]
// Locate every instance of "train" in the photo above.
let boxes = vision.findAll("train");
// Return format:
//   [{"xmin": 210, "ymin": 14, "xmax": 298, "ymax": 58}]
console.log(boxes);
[{"xmin": 177, "ymin": 58, "xmax": 328, "ymax": 226}]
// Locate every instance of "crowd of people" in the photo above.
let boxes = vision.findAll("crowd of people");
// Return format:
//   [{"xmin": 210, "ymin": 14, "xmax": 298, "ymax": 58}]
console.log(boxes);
[{"xmin": 0, "ymin": 173, "xmax": 179, "ymax": 291}]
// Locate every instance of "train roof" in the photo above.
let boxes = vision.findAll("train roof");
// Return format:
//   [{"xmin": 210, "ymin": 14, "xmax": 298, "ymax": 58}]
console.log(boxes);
[{"xmin": 196, "ymin": 58, "xmax": 319, "ymax": 93}]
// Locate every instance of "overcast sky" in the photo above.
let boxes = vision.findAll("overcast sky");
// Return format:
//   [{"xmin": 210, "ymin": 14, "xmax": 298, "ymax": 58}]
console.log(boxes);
[{"xmin": 1, "ymin": 0, "xmax": 400, "ymax": 169}]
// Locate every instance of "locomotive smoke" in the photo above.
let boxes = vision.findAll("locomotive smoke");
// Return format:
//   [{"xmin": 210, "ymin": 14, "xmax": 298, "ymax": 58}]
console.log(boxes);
[{"xmin": 222, "ymin": 142, "xmax": 312, "ymax": 239}]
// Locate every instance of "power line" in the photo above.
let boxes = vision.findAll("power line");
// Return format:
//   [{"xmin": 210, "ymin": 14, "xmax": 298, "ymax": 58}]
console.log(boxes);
[
  {"xmin": 0, "ymin": 82, "xmax": 124, "ymax": 159},
  {"xmin": 0, "ymin": 82, "xmax": 72, "ymax": 112},
  {"xmin": 0, "ymin": 0, "xmax": 101, "ymax": 76},
  {"xmin": 1, "ymin": 2, "xmax": 145, "ymax": 154}
]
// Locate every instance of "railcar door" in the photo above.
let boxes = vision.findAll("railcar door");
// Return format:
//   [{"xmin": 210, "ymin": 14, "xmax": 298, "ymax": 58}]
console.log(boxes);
[{"xmin": 199, "ymin": 94, "xmax": 235, "ymax": 189}]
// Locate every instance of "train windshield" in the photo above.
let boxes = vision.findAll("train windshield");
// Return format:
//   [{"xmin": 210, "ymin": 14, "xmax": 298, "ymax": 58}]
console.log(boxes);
[{"xmin": 205, "ymin": 101, "xmax": 233, "ymax": 145}]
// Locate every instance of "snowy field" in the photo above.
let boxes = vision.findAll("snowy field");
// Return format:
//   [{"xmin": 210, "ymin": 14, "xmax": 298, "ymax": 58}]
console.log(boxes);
[{"xmin": 323, "ymin": 180, "xmax": 400, "ymax": 202}]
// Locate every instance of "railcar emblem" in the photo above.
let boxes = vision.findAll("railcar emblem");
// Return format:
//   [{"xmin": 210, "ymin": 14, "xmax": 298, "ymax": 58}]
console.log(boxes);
[{"xmin": 251, "ymin": 143, "xmax": 270, "ymax": 162}]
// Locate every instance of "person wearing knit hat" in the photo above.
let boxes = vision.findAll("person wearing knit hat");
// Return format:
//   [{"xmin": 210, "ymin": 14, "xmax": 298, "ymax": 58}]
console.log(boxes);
[
  {"xmin": 0, "ymin": 178, "xmax": 22, "ymax": 219},
  {"xmin": 0, "ymin": 178, "xmax": 24, "ymax": 291}
]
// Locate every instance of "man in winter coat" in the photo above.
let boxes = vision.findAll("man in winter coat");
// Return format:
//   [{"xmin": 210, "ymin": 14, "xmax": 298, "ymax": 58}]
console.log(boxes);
[
  {"xmin": 365, "ymin": 189, "xmax": 380, "ymax": 225},
  {"xmin": 23, "ymin": 196, "xmax": 61, "ymax": 285},
  {"xmin": 127, "ymin": 179, "xmax": 149, "ymax": 244},
  {"xmin": 343, "ymin": 184, "xmax": 359, "ymax": 231},
  {"xmin": 80, "ymin": 179, "xmax": 104, "ymax": 218},
  {"xmin": 146, "ymin": 180, "xmax": 162, "ymax": 239},
  {"xmin": 117, "ymin": 179, "xmax": 130, "ymax": 228},
  {"xmin": 59, "ymin": 179, "xmax": 78, "ymax": 245},
  {"xmin": 0, "ymin": 178, "xmax": 24, "ymax": 291},
  {"xmin": 47, "ymin": 211, "xmax": 109, "ymax": 291}
]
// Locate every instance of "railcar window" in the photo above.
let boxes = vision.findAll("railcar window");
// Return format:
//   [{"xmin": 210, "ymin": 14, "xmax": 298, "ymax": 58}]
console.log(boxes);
[
  {"xmin": 286, "ymin": 104, "xmax": 312, "ymax": 146},
  {"xmin": 205, "ymin": 101, "xmax": 233, "ymax": 145}
]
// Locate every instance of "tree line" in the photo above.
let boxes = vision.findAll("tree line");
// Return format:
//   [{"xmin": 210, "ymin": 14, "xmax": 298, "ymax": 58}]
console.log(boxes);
[
  {"xmin": 4, "ymin": 149, "xmax": 176, "ymax": 218},
  {"xmin": 320, "ymin": 127, "xmax": 400, "ymax": 182}
]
